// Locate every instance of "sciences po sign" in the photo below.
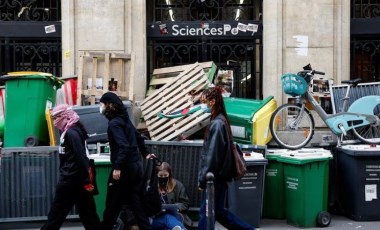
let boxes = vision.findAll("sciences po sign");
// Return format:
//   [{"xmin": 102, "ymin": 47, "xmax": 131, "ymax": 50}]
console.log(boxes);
[{"xmin": 147, "ymin": 21, "xmax": 262, "ymax": 38}]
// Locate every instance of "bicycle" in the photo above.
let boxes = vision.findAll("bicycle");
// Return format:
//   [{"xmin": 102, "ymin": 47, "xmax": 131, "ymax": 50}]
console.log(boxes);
[{"xmin": 269, "ymin": 64, "xmax": 380, "ymax": 150}]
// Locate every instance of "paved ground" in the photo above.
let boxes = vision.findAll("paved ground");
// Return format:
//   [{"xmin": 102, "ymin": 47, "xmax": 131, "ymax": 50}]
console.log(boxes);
[{"xmin": 1, "ymin": 215, "xmax": 380, "ymax": 230}]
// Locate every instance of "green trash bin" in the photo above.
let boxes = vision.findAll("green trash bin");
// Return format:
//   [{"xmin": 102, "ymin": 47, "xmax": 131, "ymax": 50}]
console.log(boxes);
[
  {"xmin": 91, "ymin": 156, "xmax": 112, "ymax": 221},
  {"xmin": 224, "ymin": 96, "xmax": 277, "ymax": 145},
  {"xmin": 278, "ymin": 148, "xmax": 332, "ymax": 228},
  {"xmin": 262, "ymin": 149, "xmax": 288, "ymax": 219},
  {"xmin": 1, "ymin": 72, "xmax": 63, "ymax": 147}
]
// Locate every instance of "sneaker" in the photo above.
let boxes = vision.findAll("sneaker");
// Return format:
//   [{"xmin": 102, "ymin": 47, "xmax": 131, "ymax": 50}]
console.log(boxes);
[{"xmin": 172, "ymin": 226, "xmax": 181, "ymax": 230}]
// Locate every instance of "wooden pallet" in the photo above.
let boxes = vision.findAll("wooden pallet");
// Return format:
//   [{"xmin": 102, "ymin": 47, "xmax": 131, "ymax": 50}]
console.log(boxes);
[
  {"xmin": 141, "ymin": 63, "xmax": 212, "ymax": 141},
  {"xmin": 146, "ymin": 61, "xmax": 217, "ymax": 97},
  {"xmin": 77, "ymin": 51, "xmax": 135, "ymax": 105}
]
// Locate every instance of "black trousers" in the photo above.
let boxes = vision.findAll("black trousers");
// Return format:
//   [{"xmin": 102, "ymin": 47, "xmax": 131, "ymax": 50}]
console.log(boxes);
[
  {"xmin": 41, "ymin": 179, "xmax": 101, "ymax": 230},
  {"xmin": 101, "ymin": 161, "xmax": 151, "ymax": 230}
]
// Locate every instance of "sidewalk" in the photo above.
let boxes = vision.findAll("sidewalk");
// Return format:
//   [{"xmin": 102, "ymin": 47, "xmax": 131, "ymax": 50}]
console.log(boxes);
[{"xmin": 1, "ymin": 215, "xmax": 380, "ymax": 230}]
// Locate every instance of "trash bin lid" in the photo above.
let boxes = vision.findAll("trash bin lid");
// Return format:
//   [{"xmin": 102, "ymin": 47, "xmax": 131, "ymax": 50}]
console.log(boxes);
[
  {"xmin": 244, "ymin": 155, "xmax": 268, "ymax": 165},
  {"xmin": 1, "ymin": 71, "xmax": 63, "ymax": 87},
  {"xmin": 224, "ymin": 96, "xmax": 273, "ymax": 121},
  {"xmin": 6, "ymin": 71, "xmax": 53, "ymax": 76},
  {"xmin": 267, "ymin": 148, "xmax": 290, "ymax": 160},
  {"xmin": 337, "ymin": 145, "xmax": 380, "ymax": 156},
  {"xmin": 277, "ymin": 148, "xmax": 332, "ymax": 164}
]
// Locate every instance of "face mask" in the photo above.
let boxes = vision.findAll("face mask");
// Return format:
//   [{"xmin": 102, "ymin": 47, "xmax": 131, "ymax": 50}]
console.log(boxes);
[
  {"xmin": 99, "ymin": 104, "xmax": 106, "ymax": 114},
  {"xmin": 200, "ymin": 103, "xmax": 211, "ymax": 113},
  {"xmin": 158, "ymin": 176, "xmax": 169, "ymax": 187}
]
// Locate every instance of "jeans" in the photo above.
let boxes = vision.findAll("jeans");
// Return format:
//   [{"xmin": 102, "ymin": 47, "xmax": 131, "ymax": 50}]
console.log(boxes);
[
  {"xmin": 198, "ymin": 181, "xmax": 255, "ymax": 230},
  {"xmin": 151, "ymin": 213, "xmax": 185, "ymax": 230}
]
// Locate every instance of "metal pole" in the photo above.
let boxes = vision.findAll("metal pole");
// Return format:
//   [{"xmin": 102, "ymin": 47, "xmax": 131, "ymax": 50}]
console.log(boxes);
[{"xmin": 206, "ymin": 172, "xmax": 215, "ymax": 230}]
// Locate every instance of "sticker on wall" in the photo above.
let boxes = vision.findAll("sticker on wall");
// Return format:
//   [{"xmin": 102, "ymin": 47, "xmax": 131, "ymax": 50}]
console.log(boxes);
[
  {"xmin": 64, "ymin": 51, "xmax": 70, "ymax": 59},
  {"xmin": 365, "ymin": 184, "xmax": 377, "ymax": 201},
  {"xmin": 247, "ymin": 23, "xmax": 259, "ymax": 34},
  {"xmin": 293, "ymin": 35, "xmax": 308, "ymax": 57},
  {"xmin": 201, "ymin": 22, "xmax": 209, "ymax": 29},
  {"xmin": 159, "ymin": 24, "xmax": 168, "ymax": 35},
  {"xmin": 45, "ymin": 25, "xmax": 56, "ymax": 34},
  {"xmin": 237, "ymin": 23, "xmax": 247, "ymax": 32}
]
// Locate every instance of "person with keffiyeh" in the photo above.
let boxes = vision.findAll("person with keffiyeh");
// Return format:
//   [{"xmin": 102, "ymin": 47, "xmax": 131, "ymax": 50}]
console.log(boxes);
[{"xmin": 41, "ymin": 104, "xmax": 101, "ymax": 230}]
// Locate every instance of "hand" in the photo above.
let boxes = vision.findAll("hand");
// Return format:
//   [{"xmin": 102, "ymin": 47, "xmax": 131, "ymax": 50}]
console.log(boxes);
[
  {"xmin": 84, "ymin": 184, "xmax": 94, "ymax": 192},
  {"xmin": 146, "ymin": 153, "xmax": 156, "ymax": 159},
  {"xmin": 113, "ymin": 169, "xmax": 121, "ymax": 180}
]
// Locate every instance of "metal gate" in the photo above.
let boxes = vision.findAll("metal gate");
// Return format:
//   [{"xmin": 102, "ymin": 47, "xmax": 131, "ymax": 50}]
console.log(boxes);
[
  {"xmin": 351, "ymin": 0, "xmax": 380, "ymax": 82},
  {"xmin": 147, "ymin": 0, "xmax": 263, "ymax": 99},
  {"xmin": 0, "ymin": 0, "xmax": 61, "ymax": 76}
]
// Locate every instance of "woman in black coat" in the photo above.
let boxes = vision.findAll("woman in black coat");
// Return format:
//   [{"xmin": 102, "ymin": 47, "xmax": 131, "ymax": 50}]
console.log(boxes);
[{"xmin": 198, "ymin": 87, "xmax": 255, "ymax": 230}]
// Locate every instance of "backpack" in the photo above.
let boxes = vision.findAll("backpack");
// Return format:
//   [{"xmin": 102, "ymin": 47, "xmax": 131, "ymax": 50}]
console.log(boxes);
[{"xmin": 142, "ymin": 158, "xmax": 162, "ymax": 217}]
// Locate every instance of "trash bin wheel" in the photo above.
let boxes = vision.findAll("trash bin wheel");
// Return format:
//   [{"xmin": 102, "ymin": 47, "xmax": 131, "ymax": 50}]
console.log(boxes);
[
  {"xmin": 25, "ymin": 136, "xmax": 39, "ymax": 147},
  {"xmin": 317, "ymin": 211, "xmax": 331, "ymax": 227}
]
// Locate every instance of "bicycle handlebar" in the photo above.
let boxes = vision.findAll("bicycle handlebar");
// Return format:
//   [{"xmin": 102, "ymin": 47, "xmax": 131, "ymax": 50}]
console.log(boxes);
[{"xmin": 313, "ymin": 70, "xmax": 325, "ymax": 75}]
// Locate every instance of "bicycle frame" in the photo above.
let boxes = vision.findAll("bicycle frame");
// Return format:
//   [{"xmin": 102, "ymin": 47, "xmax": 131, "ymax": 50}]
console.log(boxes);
[{"xmin": 300, "ymin": 83, "xmax": 379, "ymax": 136}]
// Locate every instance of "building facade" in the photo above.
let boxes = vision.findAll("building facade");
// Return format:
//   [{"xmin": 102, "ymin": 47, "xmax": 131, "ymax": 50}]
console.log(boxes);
[{"xmin": 1, "ymin": 1, "xmax": 379, "ymax": 105}]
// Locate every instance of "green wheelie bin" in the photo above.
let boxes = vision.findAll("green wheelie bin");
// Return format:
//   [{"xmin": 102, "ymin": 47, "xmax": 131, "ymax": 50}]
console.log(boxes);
[
  {"xmin": 1, "ymin": 72, "xmax": 62, "ymax": 147},
  {"xmin": 278, "ymin": 148, "xmax": 332, "ymax": 228},
  {"xmin": 262, "ymin": 148, "xmax": 288, "ymax": 219}
]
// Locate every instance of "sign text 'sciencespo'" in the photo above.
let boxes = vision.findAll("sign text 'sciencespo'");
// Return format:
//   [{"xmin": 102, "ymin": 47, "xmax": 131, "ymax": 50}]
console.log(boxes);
[{"xmin": 171, "ymin": 24, "xmax": 239, "ymax": 36}]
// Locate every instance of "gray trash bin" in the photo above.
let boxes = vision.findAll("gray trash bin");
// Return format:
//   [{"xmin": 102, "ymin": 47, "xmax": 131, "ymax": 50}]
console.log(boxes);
[{"xmin": 228, "ymin": 155, "xmax": 268, "ymax": 228}]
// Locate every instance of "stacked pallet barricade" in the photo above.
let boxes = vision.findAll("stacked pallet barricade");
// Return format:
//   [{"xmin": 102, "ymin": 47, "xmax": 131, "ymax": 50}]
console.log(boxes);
[
  {"xmin": 141, "ymin": 63, "xmax": 216, "ymax": 141},
  {"xmin": 146, "ymin": 61, "xmax": 217, "ymax": 97},
  {"xmin": 77, "ymin": 51, "xmax": 135, "ymax": 105}
]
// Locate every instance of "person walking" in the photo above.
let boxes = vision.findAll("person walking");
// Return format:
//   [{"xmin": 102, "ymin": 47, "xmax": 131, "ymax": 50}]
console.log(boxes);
[
  {"xmin": 152, "ymin": 162, "xmax": 190, "ymax": 230},
  {"xmin": 99, "ymin": 92, "xmax": 151, "ymax": 230},
  {"xmin": 41, "ymin": 104, "xmax": 100, "ymax": 230},
  {"xmin": 198, "ymin": 87, "xmax": 255, "ymax": 230}
]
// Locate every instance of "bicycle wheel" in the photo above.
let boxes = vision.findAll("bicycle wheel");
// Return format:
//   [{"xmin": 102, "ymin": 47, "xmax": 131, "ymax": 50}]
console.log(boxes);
[
  {"xmin": 352, "ymin": 105, "xmax": 380, "ymax": 144},
  {"xmin": 270, "ymin": 104, "xmax": 315, "ymax": 149}
]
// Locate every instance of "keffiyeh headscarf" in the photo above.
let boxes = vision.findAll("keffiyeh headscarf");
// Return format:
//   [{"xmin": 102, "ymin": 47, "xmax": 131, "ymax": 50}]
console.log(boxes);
[{"xmin": 52, "ymin": 104, "xmax": 80, "ymax": 138}]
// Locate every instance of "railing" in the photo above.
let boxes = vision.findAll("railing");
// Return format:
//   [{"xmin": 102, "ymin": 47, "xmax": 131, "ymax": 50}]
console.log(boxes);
[
  {"xmin": 149, "ymin": 0, "xmax": 261, "ymax": 22},
  {"xmin": 351, "ymin": 0, "xmax": 380, "ymax": 18},
  {"xmin": 0, "ymin": 147, "xmax": 78, "ymax": 222},
  {"xmin": 0, "ymin": 0, "xmax": 61, "ymax": 21}
]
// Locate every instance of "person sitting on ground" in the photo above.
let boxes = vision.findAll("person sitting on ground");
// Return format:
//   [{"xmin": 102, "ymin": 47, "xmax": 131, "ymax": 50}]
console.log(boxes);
[{"xmin": 151, "ymin": 162, "xmax": 190, "ymax": 230}]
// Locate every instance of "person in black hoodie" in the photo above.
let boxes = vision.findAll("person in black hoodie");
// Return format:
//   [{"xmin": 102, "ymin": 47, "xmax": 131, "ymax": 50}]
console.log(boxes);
[
  {"xmin": 41, "ymin": 104, "xmax": 100, "ymax": 230},
  {"xmin": 99, "ymin": 92, "xmax": 152, "ymax": 230}
]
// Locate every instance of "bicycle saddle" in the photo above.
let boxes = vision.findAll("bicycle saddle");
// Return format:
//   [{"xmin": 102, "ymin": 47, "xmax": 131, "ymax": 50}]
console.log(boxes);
[{"xmin": 341, "ymin": 78, "xmax": 362, "ymax": 87}]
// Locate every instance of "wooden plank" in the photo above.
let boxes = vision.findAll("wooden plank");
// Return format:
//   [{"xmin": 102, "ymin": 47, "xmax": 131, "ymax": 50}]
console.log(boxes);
[
  {"xmin": 147, "ymin": 61, "xmax": 214, "ymax": 97},
  {"xmin": 76, "ymin": 55, "xmax": 84, "ymax": 105},
  {"xmin": 141, "ymin": 63, "xmax": 199, "ymax": 108},
  {"xmin": 77, "ymin": 51, "xmax": 131, "ymax": 105},
  {"xmin": 152, "ymin": 61, "xmax": 213, "ymax": 75},
  {"xmin": 162, "ymin": 112, "xmax": 211, "ymax": 141},
  {"xmin": 143, "ymin": 75, "xmax": 205, "ymax": 121},
  {"xmin": 104, "ymin": 52, "xmax": 110, "ymax": 92},
  {"xmin": 153, "ymin": 110, "xmax": 209, "ymax": 141},
  {"xmin": 141, "ymin": 65, "xmax": 203, "ymax": 114},
  {"xmin": 141, "ymin": 62, "xmax": 213, "ymax": 140},
  {"xmin": 128, "ymin": 52, "xmax": 135, "ymax": 101},
  {"xmin": 148, "ymin": 101, "xmax": 193, "ymax": 134},
  {"xmin": 111, "ymin": 52, "xmax": 131, "ymax": 59},
  {"xmin": 149, "ymin": 77, "xmax": 173, "ymax": 86}
]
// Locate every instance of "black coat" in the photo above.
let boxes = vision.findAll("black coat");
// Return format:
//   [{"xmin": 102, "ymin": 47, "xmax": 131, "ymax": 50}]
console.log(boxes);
[
  {"xmin": 58, "ymin": 125, "xmax": 90, "ymax": 186},
  {"xmin": 198, "ymin": 113, "xmax": 233, "ymax": 189},
  {"xmin": 107, "ymin": 114, "xmax": 149, "ymax": 170}
]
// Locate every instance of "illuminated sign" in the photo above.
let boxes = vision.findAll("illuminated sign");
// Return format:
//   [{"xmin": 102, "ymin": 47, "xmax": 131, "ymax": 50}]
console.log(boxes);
[{"xmin": 147, "ymin": 21, "xmax": 261, "ymax": 38}]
